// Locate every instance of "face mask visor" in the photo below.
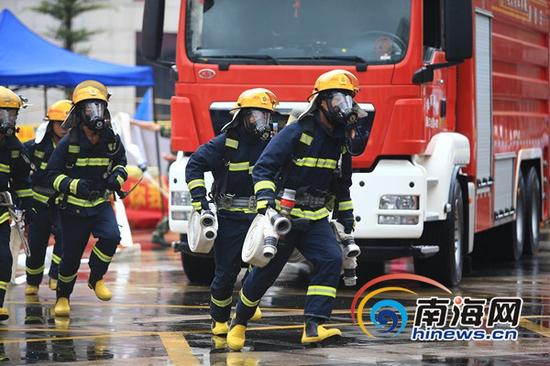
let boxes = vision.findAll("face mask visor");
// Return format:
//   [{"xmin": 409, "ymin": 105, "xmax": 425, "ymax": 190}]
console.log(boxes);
[
  {"xmin": 243, "ymin": 109, "xmax": 273, "ymax": 140},
  {"xmin": 324, "ymin": 91, "xmax": 355, "ymax": 125},
  {"xmin": 81, "ymin": 100, "xmax": 109, "ymax": 130},
  {"xmin": 0, "ymin": 109, "xmax": 18, "ymax": 136}
]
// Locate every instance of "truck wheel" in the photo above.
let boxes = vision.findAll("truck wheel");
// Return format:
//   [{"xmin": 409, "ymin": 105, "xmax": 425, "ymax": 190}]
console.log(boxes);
[
  {"xmin": 497, "ymin": 172, "xmax": 526, "ymax": 261},
  {"xmin": 414, "ymin": 176, "xmax": 464, "ymax": 287},
  {"xmin": 524, "ymin": 168, "xmax": 541, "ymax": 255},
  {"xmin": 181, "ymin": 253, "xmax": 215, "ymax": 285}
]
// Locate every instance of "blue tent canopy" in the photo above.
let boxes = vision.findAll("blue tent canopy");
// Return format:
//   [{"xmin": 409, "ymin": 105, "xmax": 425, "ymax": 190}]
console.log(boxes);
[
  {"xmin": 134, "ymin": 88, "xmax": 154, "ymax": 121},
  {"xmin": 0, "ymin": 9, "xmax": 153, "ymax": 87}
]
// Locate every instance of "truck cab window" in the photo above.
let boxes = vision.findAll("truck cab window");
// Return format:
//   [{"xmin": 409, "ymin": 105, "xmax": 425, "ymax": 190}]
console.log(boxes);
[{"xmin": 186, "ymin": 0, "xmax": 412, "ymax": 65}]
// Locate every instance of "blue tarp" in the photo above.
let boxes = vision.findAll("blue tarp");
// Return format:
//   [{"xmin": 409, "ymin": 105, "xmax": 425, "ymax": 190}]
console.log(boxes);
[
  {"xmin": 0, "ymin": 9, "xmax": 153, "ymax": 87},
  {"xmin": 134, "ymin": 88, "xmax": 154, "ymax": 121}
]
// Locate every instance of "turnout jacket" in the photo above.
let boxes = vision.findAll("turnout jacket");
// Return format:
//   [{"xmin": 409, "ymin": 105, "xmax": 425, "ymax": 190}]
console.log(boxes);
[
  {"xmin": 185, "ymin": 128, "xmax": 269, "ymax": 218},
  {"xmin": 0, "ymin": 135, "xmax": 32, "ymax": 224},
  {"xmin": 253, "ymin": 111, "xmax": 353, "ymax": 221},
  {"xmin": 46, "ymin": 126, "xmax": 127, "ymax": 217},
  {"xmin": 24, "ymin": 132, "xmax": 58, "ymax": 207}
]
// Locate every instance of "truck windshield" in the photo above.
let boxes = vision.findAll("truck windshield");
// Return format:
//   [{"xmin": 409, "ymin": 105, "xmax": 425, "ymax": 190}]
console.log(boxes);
[{"xmin": 186, "ymin": 0, "xmax": 411, "ymax": 65}]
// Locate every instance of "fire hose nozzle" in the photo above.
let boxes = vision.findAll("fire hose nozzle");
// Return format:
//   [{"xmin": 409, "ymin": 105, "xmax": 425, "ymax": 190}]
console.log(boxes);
[
  {"xmin": 200, "ymin": 210, "xmax": 216, "ymax": 227},
  {"xmin": 343, "ymin": 242, "xmax": 361, "ymax": 258},
  {"xmin": 263, "ymin": 236, "xmax": 278, "ymax": 258},
  {"xmin": 270, "ymin": 214, "xmax": 291, "ymax": 236}
]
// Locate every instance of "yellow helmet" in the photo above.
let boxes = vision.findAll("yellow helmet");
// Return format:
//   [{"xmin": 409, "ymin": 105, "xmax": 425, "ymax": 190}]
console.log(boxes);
[
  {"xmin": 309, "ymin": 69, "xmax": 359, "ymax": 101},
  {"xmin": 0, "ymin": 86, "xmax": 24, "ymax": 109},
  {"xmin": 46, "ymin": 99, "xmax": 72, "ymax": 122},
  {"xmin": 234, "ymin": 88, "xmax": 279, "ymax": 112},
  {"xmin": 74, "ymin": 80, "xmax": 111, "ymax": 101},
  {"xmin": 221, "ymin": 88, "xmax": 279, "ymax": 133},
  {"xmin": 72, "ymin": 81, "xmax": 109, "ymax": 105}
]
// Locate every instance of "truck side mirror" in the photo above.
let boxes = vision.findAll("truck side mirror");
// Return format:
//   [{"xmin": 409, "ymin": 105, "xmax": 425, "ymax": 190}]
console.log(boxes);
[
  {"xmin": 444, "ymin": 0, "xmax": 473, "ymax": 62},
  {"xmin": 412, "ymin": 66, "xmax": 434, "ymax": 84},
  {"xmin": 142, "ymin": 0, "xmax": 165, "ymax": 62}
]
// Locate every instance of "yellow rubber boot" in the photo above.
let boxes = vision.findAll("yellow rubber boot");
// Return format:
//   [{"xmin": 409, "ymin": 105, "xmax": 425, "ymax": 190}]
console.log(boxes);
[
  {"xmin": 301, "ymin": 321, "xmax": 342, "ymax": 344},
  {"xmin": 211, "ymin": 320, "xmax": 229, "ymax": 336},
  {"xmin": 227, "ymin": 323, "xmax": 247, "ymax": 351},
  {"xmin": 48, "ymin": 278, "xmax": 58, "ymax": 291},
  {"xmin": 54, "ymin": 297, "xmax": 70, "ymax": 317},
  {"xmin": 25, "ymin": 285, "xmax": 39, "ymax": 296},
  {"xmin": 89, "ymin": 280, "xmax": 112, "ymax": 301},
  {"xmin": 250, "ymin": 307, "xmax": 262, "ymax": 322},
  {"xmin": 0, "ymin": 307, "xmax": 9, "ymax": 321}
]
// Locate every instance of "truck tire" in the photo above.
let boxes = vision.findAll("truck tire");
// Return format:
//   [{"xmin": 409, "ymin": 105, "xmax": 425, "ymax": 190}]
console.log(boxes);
[
  {"xmin": 524, "ymin": 168, "xmax": 541, "ymax": 255},
  {"xmin": 181, "ymin": 252, "xmax": 215, "ymax": 285},
  {"xmin": 497, "ymin": 172, "xmax": 526, "ymax": 261},
  {"xmin": 414, "ymin": 176, "xmax": 465, "ymax": 287}
]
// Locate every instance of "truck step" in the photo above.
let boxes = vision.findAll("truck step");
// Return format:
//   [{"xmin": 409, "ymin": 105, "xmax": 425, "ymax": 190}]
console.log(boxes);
[
  {"xmin": 412, "ymin": 245, "xmax": 439, "ymax": 256},
  {"xmin": 425, "ymin": 212, "xmax": 440, "ymax": 221}
]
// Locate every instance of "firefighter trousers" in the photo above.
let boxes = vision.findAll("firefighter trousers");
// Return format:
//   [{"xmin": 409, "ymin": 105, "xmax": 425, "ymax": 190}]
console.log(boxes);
[
  {"xmin": 25, "ymin": 206, "xmax": 63, "ymax": 286},
  {"xmin": 210, "ymin": 214, "xmax": 253, "ymax": 322},
  {"xmin": 56, "ymin": 203, "xmax": 121, "ymax": 298},
  {"xmin": 235, "ymin": 218, "xmax": 342, "ymax": 323},
  {"xmin": 0, "ymin": 222, "xmax": 11, "ymax": 307}
]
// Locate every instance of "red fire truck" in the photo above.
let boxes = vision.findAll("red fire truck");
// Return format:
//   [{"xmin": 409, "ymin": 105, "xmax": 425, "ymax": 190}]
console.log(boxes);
[{"xmin": 142, "ymin": 0, "xmax": 549, "ymax": 286}]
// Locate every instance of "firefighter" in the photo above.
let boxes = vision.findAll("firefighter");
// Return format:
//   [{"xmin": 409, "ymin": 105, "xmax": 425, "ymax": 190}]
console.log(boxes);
[
  {"xmin": 24, "ymin": 99, "xmax": 71, "ymax": 295},
  {"xmin": 0, "ymin": 87, "xmax": 33, "ymax": 321},
  {"xmin": 46, "ymin": 81, "xmax": 128, "ymax": 317},
  {"xmin": 185, "ymin": 88, "xmax": 279, "ymax": 336},
  {"xmin": 227, "ymin": 70, "xmax": 372, "ymax": 349}
]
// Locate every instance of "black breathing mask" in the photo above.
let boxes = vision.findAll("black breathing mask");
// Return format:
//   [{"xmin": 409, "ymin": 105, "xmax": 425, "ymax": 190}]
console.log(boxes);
[
  {"xmin": 241, "ymin": 108, "xmax": 273, "ymax": 141},
  {"xmin": 0, "ymin": 108, "xmax": 18, "ymax": 136},
  {"xmin": 321, "ymin": 92, "xmax": 372, "ymax": 156},
  {"xmin": 322, "ymin": 91, "xmax": 357, "ymax": 127},
  {"xmin": 80, "ymin": 100, "xmax": 110, "ymax": 131}
]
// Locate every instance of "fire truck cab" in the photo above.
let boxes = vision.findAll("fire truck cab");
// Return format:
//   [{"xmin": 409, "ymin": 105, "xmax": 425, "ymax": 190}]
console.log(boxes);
[{"xmin": 143, "ymin": 0, "xmax": 549, "ymax": 286}]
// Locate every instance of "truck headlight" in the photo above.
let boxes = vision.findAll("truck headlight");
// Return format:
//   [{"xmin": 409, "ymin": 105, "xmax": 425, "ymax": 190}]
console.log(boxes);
[
  {"xmin": 379, "ymin": 195, "xmax": 419, "ymax": 210},
  {"xmin": 171, "ymin": 191, "xmax": 191, "ymax": 206},
  {"xmin": 378, "ymin": 215, "xmax": 419, "ymax": 225}
]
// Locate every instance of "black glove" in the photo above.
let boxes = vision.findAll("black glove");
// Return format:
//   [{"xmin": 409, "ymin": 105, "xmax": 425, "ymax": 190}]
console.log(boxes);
[
  {"xmin": 192, "ymin": 196, "xmax": 210, "ymax": 213},
  {"xmin": 257, "ymin": 195, "xmax": 276, "ymax": 215},
  {"xmin": 74, "ymin": 179, "xmax": 96, "ymax": 199},
  {"xmin": 337, "ymin": 210, "xmax": 355, "ymax": 234},
  {"xmin": 106, "ymin": 170, "xmax": 126, "ymax": 191}
]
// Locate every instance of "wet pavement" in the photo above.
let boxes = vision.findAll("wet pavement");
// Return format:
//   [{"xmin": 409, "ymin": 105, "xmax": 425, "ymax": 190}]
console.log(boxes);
[{"xmin": 1, "ymin": 229, "xmax": 550, "ymax": 365}]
